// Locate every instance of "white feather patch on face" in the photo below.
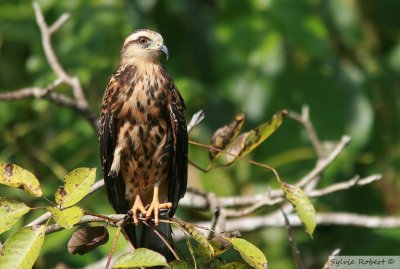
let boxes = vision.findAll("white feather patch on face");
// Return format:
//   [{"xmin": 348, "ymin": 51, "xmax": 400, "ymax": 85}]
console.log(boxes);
[{"xmin": 121, "ymin": 29, "xmax": 164, "ymax": 63}]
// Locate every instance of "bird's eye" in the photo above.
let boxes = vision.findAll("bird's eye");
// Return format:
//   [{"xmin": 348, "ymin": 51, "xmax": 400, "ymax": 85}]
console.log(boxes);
[{"xmin": 138, "ymin": 37, "xmax": 148, "ymax": 45}]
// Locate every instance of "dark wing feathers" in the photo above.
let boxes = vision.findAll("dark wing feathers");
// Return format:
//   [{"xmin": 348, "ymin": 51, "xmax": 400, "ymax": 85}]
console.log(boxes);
[
  {"xmin": 165, "ymin": 80, "xmax": 188, "ymax": 217},
  {"xmin": 99, "ymin": 79, "xmax": 129, "ymax": 214}
]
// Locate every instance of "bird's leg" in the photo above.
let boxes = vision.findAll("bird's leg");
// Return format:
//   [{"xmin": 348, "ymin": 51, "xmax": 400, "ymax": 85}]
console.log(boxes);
[
  {"xmin": 146, "ymin": 182, "xmax": 172, "ymax": 225},
  {"xmin": 129, "ymin": 195, "xmax": 147, "ymax": 225}
]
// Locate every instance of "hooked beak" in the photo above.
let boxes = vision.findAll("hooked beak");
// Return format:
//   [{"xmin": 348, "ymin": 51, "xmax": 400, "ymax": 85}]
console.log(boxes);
[{"xmin": 159, "ymin": 44, "xmax": 169, "ymax": 60}]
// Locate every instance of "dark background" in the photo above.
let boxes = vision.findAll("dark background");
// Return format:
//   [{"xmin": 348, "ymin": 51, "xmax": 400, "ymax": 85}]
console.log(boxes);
[{"xmin": 1, "ymin": 0, "xmax": 400, "ymax": 268}]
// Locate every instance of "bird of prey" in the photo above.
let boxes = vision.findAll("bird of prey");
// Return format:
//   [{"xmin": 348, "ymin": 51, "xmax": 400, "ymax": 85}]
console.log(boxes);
[{"xmin": 99, "ymin": 29, "xmax": 188, "ymax": 260}]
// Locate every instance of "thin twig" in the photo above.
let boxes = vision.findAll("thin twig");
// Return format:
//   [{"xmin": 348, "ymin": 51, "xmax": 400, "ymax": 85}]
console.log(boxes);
[
  {"xmin": 143, "ymin": 222, "xmax": 181, "ymax": 261},
  {"xmin": 206, "ymin": 192, "xmax": 222, "ymax": 237},
  {"xmin": 296, "ymin": 135, "xmax": 351, "ymax": 187},
  {"xmin": 1, "ymin": 2, "xmax": 98, "ymax": 131},
  {"xmin": 45, "ymin": 214, "xmax": 125, "ymax": 234},
  {"xmin": 33, "ymin": 1, "xmax": 88, "ymax": 107},
  {"xmin": 281, "ymin": 209, "xmax": 305, "ymax": 269},
  {"xmin": 322, "ymin": 248, "xmax": 341, "ymax": 269},
  {"xmin": 120, "ymin": 229, "xmax": 136, "ymax": 253},
  {"xmin": 288, "ymin": 105, "xmax": 324, "ymax": 158},
  {"xmin": 189, "ymin": 140, "xmax": 282, "ymax": 182},
  {"xmin": 188, "ymin": 160, "xmax": 210, "ymax": 173},
  {"xmin": 49, "ymin": 13, "xmax": 71, "ymax": 34},
  {"xmin": 106, "ymin": 220, "xmax": 123, "ymax": 269},
  {"xmin": 309, "ymin": 174, "xmax": 382, "ymax": 197}
]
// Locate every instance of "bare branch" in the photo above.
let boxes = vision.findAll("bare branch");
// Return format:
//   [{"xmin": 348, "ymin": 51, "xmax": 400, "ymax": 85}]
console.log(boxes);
[
  {"xmin": 296, "ymin": 135, "xmax": 351, "ymax": 187},
  {"xmin": 49, "ymin": 13, "xmax": 71, "ymax": 34},
  {"xmin": 322, "ymin": 248, "xmax": 341, "ymax": 269},
  {"xmin": 180, "ymin": 174, "xmax": 382, "ymax": 210},
  {"xmin": 45, "ymin": 214, "xmax": 125, "ymax": 234},
  {"xmin": 0, "ymin": 79, "xmax": 62, "ymax": 100},
  {"xmin": 169, "ymin": 212, "xmax": 400, "ymax": 242},
  {"xmin": 309, "ymin": 174, "xmax": 382, "ymax": 197},
  {"xmin": 223, "ymin": 196, "xmax": 284, "ymax": 218},
  {"xmin": 282, "ymin": 209, "xmax": 305, "ymax": 269},
  {"xmin": 36, "ymin": 171, "xmax": 382, "ymax": 232},
  {"xmin": 2, "ymin": 86, "xmax": 98, "ymax": 130},
  {"xmin": 288, "ymin": 105, "xmax": 324, "ymax": 158},
  {"xmin": 106, "ymin": 220, "xmax": 123, "ymax": 269},
  {"xmin": 206, "ymin": 192, "xmax": 222, "ymax": 237},
  {"xmin": 44, "ymin": 211, "xmax": 400, "ymax": 242},
  {"xmin": 33, "ymin": 1, "xmax": 88, "ymax": 107}
]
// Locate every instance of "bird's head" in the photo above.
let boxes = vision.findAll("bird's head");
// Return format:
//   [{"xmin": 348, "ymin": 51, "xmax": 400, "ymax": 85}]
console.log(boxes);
[{"xmin": 120, "ymin": 29, "xmax": 168, "ymax": 64}]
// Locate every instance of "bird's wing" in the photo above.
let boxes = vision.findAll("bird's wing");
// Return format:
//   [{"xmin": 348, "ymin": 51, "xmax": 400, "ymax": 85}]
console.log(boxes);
[
  {"xmin": 99, "ymin": 76, "xmax": 129, "ymax": 214},
  {"xmin": 165, "ymin": 79, "xmax": 188, "ymax": 216}
]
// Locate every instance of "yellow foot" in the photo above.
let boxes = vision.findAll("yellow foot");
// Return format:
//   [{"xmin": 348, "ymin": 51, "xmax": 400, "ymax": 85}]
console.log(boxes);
[
  {"xmin": 146, "ymin": 200, "xmax": 172, "ymax": 225},
  {"xmin": 145, "ymin": 184, "xmax": 172, "ymax": 225},
  {"xmin": 129, "ymin": 195, "xmax": 147, "ymax": 225}
]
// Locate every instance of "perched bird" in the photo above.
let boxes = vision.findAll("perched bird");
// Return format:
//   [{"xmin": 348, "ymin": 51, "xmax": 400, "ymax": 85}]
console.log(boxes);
[{"xmin": 99, "ymin": 29, "xmax": 188, "ymax": 260}]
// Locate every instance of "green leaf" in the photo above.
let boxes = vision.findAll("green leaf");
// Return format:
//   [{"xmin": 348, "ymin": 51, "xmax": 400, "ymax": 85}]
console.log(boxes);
[
  {"xmin": 209, "ymin": 113, "xmax": 245, "ymax": 161},
  {"xmin": 186, "ymin": 236, "xmax": 197, "ymax": 269},
  {"xmin": 55, "ymin": 168, "xmax": 96, "ymax": 207},
  {"xmin": 175, "ymin": 220, "xmax": 214, "ymax": 258},
  {"xmin": 0, "ymin": 197, "xmax": 30, "ymax": 235},
  {"xmin": 209, "ymin": 258, "xmax": 225, "ymax": 269},
  {"xmin": 47, "ymin": 206, "xmax": 83, "ymax": 229},
  {"xmin": 193, "ymin": 241, "xmax": 212, "ymax": 264},
  {"xmin": 227, "ymin": 238, "xmax": 268, "ymax": 269},
  {"xmin": 281, "ymin": 182, "xmax": 316, "ymax": 236},
  {"xmin": 220, "ymin": 262, "xmax": 253, "ymax": 269},
  {"xmin": 0, "ymin": 225, "xmax": 45, "ymax": 269},
  {"xmin": 167, "ymin": 260, "xmax": 194, "ymax": 269},
  {"xmin": 225, "ymin": 110, "xmax": 287, "ymax": 164},
  {"xmin": 0, "ymin": 163, "xmax": 42, "ymax": 197},
  {"xmin": 112, "ymin": 248, "xmax": 169, "ymax": 268}
]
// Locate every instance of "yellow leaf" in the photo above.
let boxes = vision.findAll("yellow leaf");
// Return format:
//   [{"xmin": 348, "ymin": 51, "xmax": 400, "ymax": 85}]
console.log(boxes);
[
  {"xmin": 281, "ymin": 182, "xmax": 316, "ymax": 237},
  {"xmin": 174, "ymin": 220, "xmax": 214, "ymax": 258},
  {"xmin": 0, "ymin": 197, "xmax": 30, "ymax": 235},
  {"xmin": 0, "ymin": 225, "xmax": 45, "ymax": 269},
  {"xmin": 48, "ymin": 206, "xmax": 83, "ymax": 229},
  {"xmin": 225, "ymin": 110, "xmax": 286, "ymax": 165},
  {"xmin": 0, "ymin": 163, "xmax": 42, "ymax": 197},
  {"xmin": 227, "ymin": 238, "xmax": 267, "ymax": 269},
  {"xmin": 55, "ymin": 168, "xmax": 96, "ymax": 207},
  {"xmin": 112, "ymin": 248, "xmax": 168, "ymax": 268}
]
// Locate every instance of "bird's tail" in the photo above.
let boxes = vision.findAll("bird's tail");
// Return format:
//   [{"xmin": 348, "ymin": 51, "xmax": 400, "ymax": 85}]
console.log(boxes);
[{"xmin": 124, "ymin": 220, "xmax": 174, "ymax": 264}]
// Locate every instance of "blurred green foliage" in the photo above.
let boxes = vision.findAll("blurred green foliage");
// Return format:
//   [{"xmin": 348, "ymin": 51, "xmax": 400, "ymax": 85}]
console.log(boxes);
[{"xmin": 1, "ymin": 0, "xmax": 400, "ymax": 268}]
